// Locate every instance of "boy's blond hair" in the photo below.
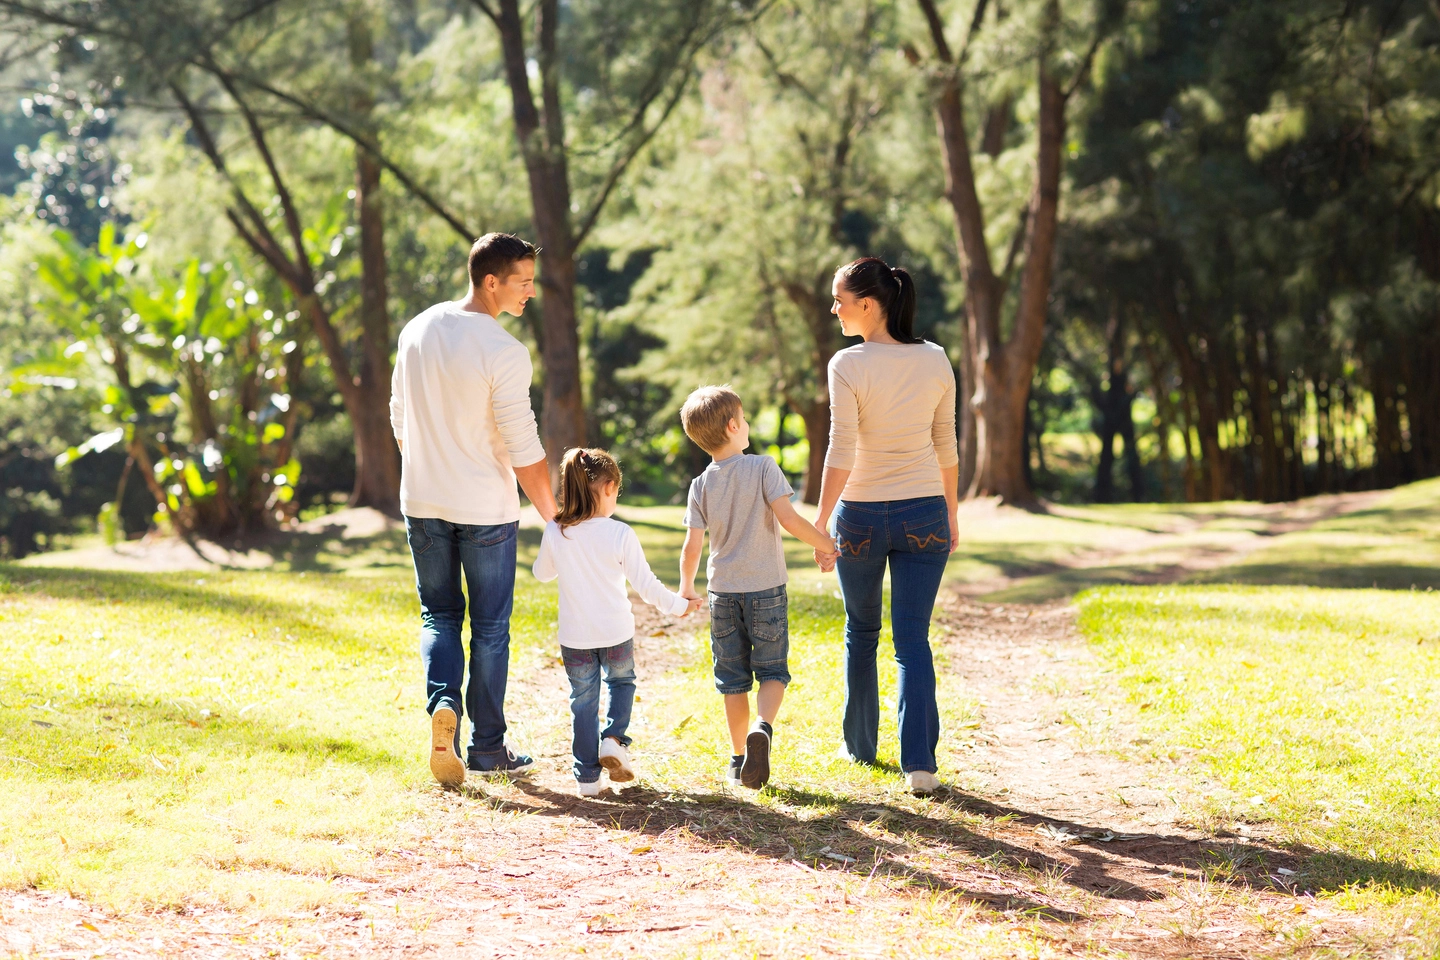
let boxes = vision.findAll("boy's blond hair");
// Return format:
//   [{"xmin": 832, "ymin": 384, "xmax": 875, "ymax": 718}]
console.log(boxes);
[{"xmin": 680, "ymin": 385, "xmax": 743, "ymax": 455}]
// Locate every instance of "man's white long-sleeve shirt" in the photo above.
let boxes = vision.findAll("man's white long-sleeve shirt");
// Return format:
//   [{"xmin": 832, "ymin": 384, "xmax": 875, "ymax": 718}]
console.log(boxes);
[
  {"xmin": 390, "ymin": 302, "xmax": 546, "ymax": 525},
  {"xmin": 532, "ymin": 517, "xmax": 689, "ymax": 649}
]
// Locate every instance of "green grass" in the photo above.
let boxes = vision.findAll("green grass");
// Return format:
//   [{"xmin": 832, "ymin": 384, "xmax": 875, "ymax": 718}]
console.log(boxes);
[
  {"xmin": 0, "ymin": 566, "xmax": 555, "ymax": 910},
  {"xmin": 0, "ymin": 509, "xmax": 986, "ymax": 918},
  {"xmin": 1195, "ymin": 476, "xmax": 1440, "ymax": 590},
  {"xmin": 1079, "ymin": 584, "xmax": 1440, "ymax": 927}
]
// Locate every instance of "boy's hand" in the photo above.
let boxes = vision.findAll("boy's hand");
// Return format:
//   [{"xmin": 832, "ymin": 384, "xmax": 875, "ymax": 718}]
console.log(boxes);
[
  {"xmin": 813, "ymin": 535, "xmax": 838, "ymax": 571},
  {"xmin": 681, "ymin": 596, "xmax": 706, "ymax": 617}
]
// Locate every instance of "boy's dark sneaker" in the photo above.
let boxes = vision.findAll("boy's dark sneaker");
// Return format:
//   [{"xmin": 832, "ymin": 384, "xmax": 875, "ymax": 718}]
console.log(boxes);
[
  {"xmin": 741, "ymin": 721, "xmax": 772, "ymax": 789},
  {"xmin": 467, "ymin": 747, "xmax": 535, "ymax": 776},
  {"xmin": 726, "ymin": 755, "xmax": 743, "ymax": 787}
]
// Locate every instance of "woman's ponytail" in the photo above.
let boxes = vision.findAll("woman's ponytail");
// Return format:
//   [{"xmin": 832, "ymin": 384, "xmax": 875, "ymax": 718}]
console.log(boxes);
[{"xmin": 836, "ymin": 257, "xmax": 922, "ymax": 344}]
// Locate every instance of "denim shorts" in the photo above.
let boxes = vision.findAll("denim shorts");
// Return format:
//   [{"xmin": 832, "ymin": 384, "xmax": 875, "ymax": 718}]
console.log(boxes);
[{"xmin": 708, "ymin": 584, "xmax": 790, "ymax": 694}]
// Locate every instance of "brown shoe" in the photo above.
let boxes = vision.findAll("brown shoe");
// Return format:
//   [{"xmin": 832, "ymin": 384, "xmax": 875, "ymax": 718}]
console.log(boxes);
[{"xmin": 429, "ymin": 706, "xmax": 465, "ymax": 787}]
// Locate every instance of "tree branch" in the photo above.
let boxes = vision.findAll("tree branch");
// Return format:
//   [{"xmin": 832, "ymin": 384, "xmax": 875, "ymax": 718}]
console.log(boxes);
[
  {"xmin": 572, "ymin": 67, "xmax": 694, "ymax": 249},
  {"xmin": 753, "ymin": 34, "xmax": 822, "ymax": 106},
  {"xmin": 915, "ymin": 0, "xmax": 955, "ymax": 62},
  {"xmin": 1061, "ymin": 27, "xmax": 1105, "ymax": 101},
  {"xmin": 218, "ymin": 68, "xmax": 480, "ymax": 240},
  {"xmin": 169, "ymin": 81, "xmax": 297, "ymax": 286},
  {"xmin": 469, "ymin": 0, "xmax": 500, "ymax": 26},
  {"xmin": 209, "ymin": 65, "xmax": 314, "ymax": 286}
]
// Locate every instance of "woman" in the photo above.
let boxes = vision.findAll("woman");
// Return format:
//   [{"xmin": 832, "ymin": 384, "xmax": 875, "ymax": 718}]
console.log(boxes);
[{"xmin": 812, "ymin": 256, "xmax": 959, "ymax": 794}]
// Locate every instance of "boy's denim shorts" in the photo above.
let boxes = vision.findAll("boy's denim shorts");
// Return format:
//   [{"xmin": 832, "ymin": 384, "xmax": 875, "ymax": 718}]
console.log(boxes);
[{"xmin": 707, "ymin": 584, "xmax": 790, "ymax": 694}]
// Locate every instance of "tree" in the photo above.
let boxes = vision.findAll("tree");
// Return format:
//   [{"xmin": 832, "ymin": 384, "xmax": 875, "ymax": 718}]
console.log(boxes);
[
  {"xmin": 25, "ymin": 223, "xmax": 301, "ymax": 537},
  {"xmin": 470, "ymin": 0, "xmax": 756, "ymax": 466},
  {"xmin": 612, "ymin": 0, "xmax": 920, "ymax": 501},
  {"xmin": 910, "ymin": 0, "xmax": 1117, "ymax": 503}
]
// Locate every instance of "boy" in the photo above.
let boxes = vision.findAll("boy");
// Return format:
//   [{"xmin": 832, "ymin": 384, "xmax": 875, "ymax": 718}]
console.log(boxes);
[{"xmin": 679, "ymin": 385, "xmax": 838, "ymax": 789}]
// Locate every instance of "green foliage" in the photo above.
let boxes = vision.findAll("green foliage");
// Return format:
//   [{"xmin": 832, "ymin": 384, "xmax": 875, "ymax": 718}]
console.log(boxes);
[{"xmin": 20, "ymin": 224, "xmax": 304, "ymax": 536}]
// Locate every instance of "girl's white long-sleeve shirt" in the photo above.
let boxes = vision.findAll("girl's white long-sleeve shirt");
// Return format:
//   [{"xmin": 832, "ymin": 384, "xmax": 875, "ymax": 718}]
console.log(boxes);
[{"xmin": 532, "ymin": 517, "xmax": 689, "ymax": 650}]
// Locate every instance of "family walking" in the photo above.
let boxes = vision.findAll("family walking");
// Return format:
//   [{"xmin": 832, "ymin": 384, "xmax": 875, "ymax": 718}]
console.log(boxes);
[{"xmin": 389, "ymin": 234, "xmax": 959, "ymax": 797}]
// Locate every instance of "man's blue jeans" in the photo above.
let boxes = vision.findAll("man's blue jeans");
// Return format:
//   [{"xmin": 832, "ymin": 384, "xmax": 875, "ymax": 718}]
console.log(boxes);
[
  {"xmin": 561, "ymin": 640, "xmax": 635, "ymax": 783},
  {"xmin": 405, "ymin": 516, "xmax": 517, "ymax": 765},
  {"xmin": 833, "ymin": 497, "xmax": 950, "ymax": 774}
]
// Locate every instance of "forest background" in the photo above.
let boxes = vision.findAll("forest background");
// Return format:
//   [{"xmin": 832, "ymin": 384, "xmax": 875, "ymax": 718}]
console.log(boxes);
[{"xmin": 0, "ymin": 0, "xmax": 1435, "ymax": 557}]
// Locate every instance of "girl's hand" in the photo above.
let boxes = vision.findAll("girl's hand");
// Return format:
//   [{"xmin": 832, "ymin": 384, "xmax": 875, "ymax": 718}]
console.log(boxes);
[{"xmin": 681, "ymin": 596, "xmax": 705, "ymax": 617}]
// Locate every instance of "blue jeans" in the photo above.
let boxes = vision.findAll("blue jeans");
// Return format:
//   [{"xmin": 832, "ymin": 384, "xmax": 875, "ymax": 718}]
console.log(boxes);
[
  {"xmin": 833, "ymin": 497, "xmax": 949, "ymax": 774},
  {"xmin": 562, "ymin": 640, "xmax": 636, "ymax": 783},
  {"xmin": 708, "ymin": 584, "xmax": 791, "ymax": 694},
  {"xmin": 405, "ymin": 515, "xmax": 517, "ymax": 765}
]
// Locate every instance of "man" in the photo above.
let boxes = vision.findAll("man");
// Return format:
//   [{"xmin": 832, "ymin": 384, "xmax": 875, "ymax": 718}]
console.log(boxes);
[{"xmin": 390, "ymin": 233, "xmax": 557, "ymax": 786}]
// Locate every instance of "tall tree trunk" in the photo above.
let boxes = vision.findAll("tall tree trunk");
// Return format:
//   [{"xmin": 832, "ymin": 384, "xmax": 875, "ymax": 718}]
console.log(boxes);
[
  {"xmin": 798, "ymin": 400, "xmax": 831, "ymax": 504},
  {"xmin": 492, "ymin": 0, "xmax": 587, "ymax": 467},
  {"xmin": 349, "ymin": 11, "xmax": 402, "ymax": 514},
  {"xmin": 921, "ymin": 0, "xmax": 1074, "ymax": 504}
]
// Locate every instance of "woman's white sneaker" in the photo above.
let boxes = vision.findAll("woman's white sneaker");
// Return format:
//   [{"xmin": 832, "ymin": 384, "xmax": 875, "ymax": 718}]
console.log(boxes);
[
  {"xmin": 576, "ymin": 779, "xmax": 602, "ymax": 797},
  {"xmin": 906, "ymin": 770, "xmax": 941, "ymax": 794},
  {"xmin": 598, "ymin": 737, "xmax": 635, "ymax": 783}
]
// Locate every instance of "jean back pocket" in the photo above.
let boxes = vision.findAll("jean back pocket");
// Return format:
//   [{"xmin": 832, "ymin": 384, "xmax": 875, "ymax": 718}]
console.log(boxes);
[
  {"xmin": 834, "ymin": 517, "xmax": 873, "ymax": 561},
  {"xmin": 901, "ymin": 511, "xmax": 949, "ymax": 553}
]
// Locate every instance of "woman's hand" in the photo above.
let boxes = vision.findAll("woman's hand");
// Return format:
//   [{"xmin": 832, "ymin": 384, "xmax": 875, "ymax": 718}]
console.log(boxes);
[{"xmin": 948, "ymin": 507, "xmax": 960, "ymax": 553}]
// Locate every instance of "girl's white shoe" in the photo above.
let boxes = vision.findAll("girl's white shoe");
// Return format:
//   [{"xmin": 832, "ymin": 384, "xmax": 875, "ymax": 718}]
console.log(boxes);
[
  {"xmin": 576, "ymin": 779, "xmax": 602, "ymax": 797},
  {"xmin": 906, "ymin": 770, "xmax": 941, "ymax": 794},
  {"xmin": 598, "ymin": 737, "xmax": 635, "ymax": 783}
]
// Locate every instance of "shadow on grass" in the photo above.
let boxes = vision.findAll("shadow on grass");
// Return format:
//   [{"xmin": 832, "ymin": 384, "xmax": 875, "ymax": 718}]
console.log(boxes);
[
  {"xmin": 454, "ymin": 774, "xmax": 1440, "ymax": 919},
  {"xmin": 465, "ymin": 777, "xmax": 1440, "ymax": 914},
  {"xmin": 1188, "ymin": 562, "xmax": 1440, "ymax": 591}
]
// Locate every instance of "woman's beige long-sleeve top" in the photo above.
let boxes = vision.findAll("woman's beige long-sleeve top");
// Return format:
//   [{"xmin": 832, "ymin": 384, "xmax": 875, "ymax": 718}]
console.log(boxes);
[{"xmin": 824, "ymin": 340, "xmax": 959, "ymax": 501}]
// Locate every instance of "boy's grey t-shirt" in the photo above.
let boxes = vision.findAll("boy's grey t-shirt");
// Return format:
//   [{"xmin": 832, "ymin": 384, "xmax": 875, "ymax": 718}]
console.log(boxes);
[{"xmin": 684, "ymin": 454, "xmax": 793, "ymax": 594}]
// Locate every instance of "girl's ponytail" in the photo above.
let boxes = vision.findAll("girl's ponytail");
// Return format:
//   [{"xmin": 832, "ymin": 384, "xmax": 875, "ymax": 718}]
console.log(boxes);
[{"xmin": 554, "ymin": 447, "xmax": 622, "ymax": 531}]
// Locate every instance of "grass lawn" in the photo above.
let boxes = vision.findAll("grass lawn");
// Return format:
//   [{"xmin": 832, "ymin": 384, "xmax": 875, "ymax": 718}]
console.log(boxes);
[
  {"xmin": 6, "ymin": 476, "xmax": 1440, "ymax": 955},
  {"xmin": 1075, "ymin": 480, "xmax": 1440, "ymax": 939},
  {"xmin": 0, "ymin": 514, "xmax": 985, "ymax": 927}
]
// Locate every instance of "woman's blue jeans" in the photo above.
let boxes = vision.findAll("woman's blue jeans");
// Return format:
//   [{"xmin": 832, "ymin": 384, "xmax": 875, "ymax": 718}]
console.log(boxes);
[
  {"xmin": 833, "ymin": 497, "xmax": 949, "ymax": 774},
  {"xmin": 405, "ymin": 516, "xmax": 517, "ymax": 765}
]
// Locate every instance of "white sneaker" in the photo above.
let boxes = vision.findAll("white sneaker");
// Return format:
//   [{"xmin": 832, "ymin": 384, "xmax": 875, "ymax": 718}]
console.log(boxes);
[
  {"xmin": 906, "ymin": 770, "xmax": 941, "ymax": 795},
  {"xmin": 429, "ymin": 706, "xmax": 465, "ymax": 787},
  {"xmin": 598, "ymin": 737, "xmax": 635, "ymax": 783},
  {"xmin": 576, "ymin": 779, "xmax": 602, "ymax": 797}
]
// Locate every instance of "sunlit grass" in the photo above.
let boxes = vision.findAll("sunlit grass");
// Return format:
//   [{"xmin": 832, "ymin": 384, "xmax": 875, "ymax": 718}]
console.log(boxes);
[
  {"xmin": 1078, "ymin": 583, "xmax": 1440, "ymax": 927},
  {"xmin": 0, "ymin": 506, "xmax": 986, "ymax": 917},
  {"xmin": 0, "ymin": 566, "xmax": 556, "ymax": 911}
]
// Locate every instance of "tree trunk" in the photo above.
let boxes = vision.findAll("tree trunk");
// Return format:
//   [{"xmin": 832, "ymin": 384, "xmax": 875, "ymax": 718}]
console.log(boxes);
[
  {"xmin": 926, "ymin": 1, "xmax": 1067, "ymax": 505},
  {"xmin": 349, "ymin": 12, "xmax": 402, "ymax": 514},
  {"xmin": 494, "ymin": 0, "xmax": 586, "ymax": 468},
  {"xmin": 799, "ymin": 400, "xmax": 830, "ymax": 504}
]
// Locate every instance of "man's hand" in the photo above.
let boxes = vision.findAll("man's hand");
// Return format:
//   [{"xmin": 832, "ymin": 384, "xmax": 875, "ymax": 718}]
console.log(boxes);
[{"xmin": 681, "ymin": 596, "xmax": 705, "ymax": 617}]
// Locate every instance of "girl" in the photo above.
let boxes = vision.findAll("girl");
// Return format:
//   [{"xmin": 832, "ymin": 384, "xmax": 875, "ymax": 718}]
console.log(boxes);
[{"xmin": 533, "ymin": 448, "xmax": 703, "ymax": 796}]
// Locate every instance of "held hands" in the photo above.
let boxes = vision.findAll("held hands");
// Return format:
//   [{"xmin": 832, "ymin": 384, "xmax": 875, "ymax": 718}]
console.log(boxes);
[
  {"xmin": 679, "ymin": 591, "xmax": 706, "ymax": 618},
  {"xmin": 812, "ymin": 522, "xmax": 838, "ymax": 573}
]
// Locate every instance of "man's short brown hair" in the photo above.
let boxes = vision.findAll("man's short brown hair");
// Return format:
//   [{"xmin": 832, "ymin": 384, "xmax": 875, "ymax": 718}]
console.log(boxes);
[
  {"xmin": 680, "ymin": 385, "xmax": 743, "ymax": 455},
  {"xmin": 468, "ymin": 232, "xmax": 538, "ymax": 288}
]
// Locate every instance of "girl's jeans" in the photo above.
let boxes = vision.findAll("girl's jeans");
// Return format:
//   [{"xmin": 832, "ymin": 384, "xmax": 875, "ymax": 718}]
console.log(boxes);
[
  {"xmin": 833, "ymin": 496, "xmax": 950, "ymax": 774},
  {"xmin": 561, "ymin": 639, "xmax": 636, "ymax": 783}
]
